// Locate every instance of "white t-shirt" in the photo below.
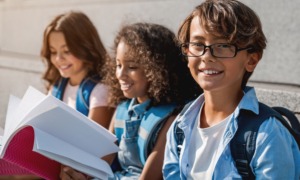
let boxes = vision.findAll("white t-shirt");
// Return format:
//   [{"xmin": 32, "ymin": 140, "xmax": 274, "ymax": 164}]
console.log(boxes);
[
  {"xmin": 187, "ymin": 104, "xmax": 231, "ymax": 180},
  {"xmin": 62, "ymin": 82, "xmax": 109, "ymax": 110}
]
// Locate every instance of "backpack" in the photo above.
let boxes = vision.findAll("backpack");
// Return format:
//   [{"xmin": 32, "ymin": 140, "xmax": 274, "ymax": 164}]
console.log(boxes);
[
  {"xmin": 174, "ymin": 102, "xmax": 300, "ymax": 179},
  {"xmin": 52, "ymin": 75, "xmax": 100, "ymax": 116}
]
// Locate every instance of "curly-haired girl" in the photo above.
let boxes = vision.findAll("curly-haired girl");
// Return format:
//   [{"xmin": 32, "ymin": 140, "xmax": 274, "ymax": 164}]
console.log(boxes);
[
  {"xmin": 41, "ymin": 11, "xmax": 114, "ymax": 128},
  {"xmin": 60, "ymin": 22, "xmax": 202, "ymax": 180}
]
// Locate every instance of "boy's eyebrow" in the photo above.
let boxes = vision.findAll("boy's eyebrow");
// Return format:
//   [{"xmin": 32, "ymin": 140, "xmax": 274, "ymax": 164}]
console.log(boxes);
[
  {"xmin": 190, "ymin": 36, "xmax": 205, "ymax": 41},
  {"xmin": 190, "ymin": 35, "xmax": 226, "ymax": 42}
]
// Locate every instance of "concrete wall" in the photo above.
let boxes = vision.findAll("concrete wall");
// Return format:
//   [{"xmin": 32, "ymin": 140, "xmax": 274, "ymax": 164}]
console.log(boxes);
[{"xmin": 0, "ymin": 0, "xmax": 300, "ymax": 127}]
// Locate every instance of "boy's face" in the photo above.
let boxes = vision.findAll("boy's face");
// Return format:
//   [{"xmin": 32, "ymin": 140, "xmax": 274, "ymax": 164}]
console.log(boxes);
[{"xmin": 186, "ymin": 16, "xmax": 259, "ymax": 93}]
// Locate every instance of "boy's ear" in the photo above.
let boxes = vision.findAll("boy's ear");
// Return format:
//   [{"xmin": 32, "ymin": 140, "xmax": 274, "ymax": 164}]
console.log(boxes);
[{"xmin": 245, "ymin": 52, "xmax": 260, "ymax": 72}]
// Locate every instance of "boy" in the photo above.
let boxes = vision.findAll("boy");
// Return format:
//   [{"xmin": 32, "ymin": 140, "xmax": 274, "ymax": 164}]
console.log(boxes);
[{"xmin": 163, "ymin": 0, "xmax": 300, "ymax": 179}]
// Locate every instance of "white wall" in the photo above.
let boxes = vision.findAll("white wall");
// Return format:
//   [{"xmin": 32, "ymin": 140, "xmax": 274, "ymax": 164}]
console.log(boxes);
[{"xmin": 0, "ymin": 0, "xmax": 300, "ymax": 127}]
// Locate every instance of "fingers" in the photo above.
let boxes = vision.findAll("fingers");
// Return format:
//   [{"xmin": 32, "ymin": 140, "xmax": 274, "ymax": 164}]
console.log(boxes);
[{"xmin": 60, "ymin": 165, "xmax": 88, "ymax": 180}]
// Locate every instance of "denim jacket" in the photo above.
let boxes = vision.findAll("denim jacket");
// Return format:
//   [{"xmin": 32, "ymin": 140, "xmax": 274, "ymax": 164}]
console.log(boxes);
[{"xmin": 163, "ymin": 87, "xmax": 300, "ymax": 180}]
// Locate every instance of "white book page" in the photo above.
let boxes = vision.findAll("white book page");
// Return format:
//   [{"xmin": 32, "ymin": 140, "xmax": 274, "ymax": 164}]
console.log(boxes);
[
  {"xmin": 3, "ymin": 95, "xmax": 21, "ymax": 138},
  {"xmin": 48, "ymin": 95, "xmax": 117, "ymax": 143},
  {"xmin": 33, "ymin": 128, "xmax": 112, "ymax": 179},
  {"xmin": 0, "ymin": 127, "xmax": 3, "ymax": 147},
  {"xmin": 7, "ymin": 86, "xmax": 46, "ymax": 133},
  {"xmin": 0, "ymin": 95, "xmax": 21, "ymax": 155},
  {"xmin": 21, "ymin": 95, "xmax": 119, "ymax": 158}
]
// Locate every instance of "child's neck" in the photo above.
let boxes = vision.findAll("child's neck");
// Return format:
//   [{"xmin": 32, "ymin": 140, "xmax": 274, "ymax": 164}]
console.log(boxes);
[
  {"xmin": 200, "ymin": 89, "xmax": 243, "ymax": 128},
  {"xmin": 68, "ymin": 71, "xmax": 88, "ymax": 86}
]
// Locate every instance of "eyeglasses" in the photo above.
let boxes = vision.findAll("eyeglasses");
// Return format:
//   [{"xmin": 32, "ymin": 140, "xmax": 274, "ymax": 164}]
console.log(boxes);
[{"xmin": 181, "ymin": 42, "xmax": 252, "ymax": 58}]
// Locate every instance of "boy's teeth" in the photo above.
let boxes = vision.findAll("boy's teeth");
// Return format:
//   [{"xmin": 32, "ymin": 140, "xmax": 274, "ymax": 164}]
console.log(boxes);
[{"xmin": 203, "ymin": 70, "xmax": 219, "ymax": 75}]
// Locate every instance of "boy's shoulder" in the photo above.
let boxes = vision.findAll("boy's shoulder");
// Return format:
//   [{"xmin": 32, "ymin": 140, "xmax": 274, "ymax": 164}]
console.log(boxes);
[
  {"xmin": 231, "ymin": 102, "xmax": 300, "ymax": 178},
  {"xmin": 174, "ymin": 101, "xmax": 300, "ymax": 178}
]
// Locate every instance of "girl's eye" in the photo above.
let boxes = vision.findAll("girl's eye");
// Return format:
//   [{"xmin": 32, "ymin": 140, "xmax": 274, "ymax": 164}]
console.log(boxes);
[
  {"xmin": 63, "ymin": 50, "xmax": 70, "ymax": 54},
  {"xmin": 129, "ymin": 66, "xmax": 138, "ymax": 69},
  {"xmin": 50, "ymin": 52, "xmax": 57, "ymax": 55}
]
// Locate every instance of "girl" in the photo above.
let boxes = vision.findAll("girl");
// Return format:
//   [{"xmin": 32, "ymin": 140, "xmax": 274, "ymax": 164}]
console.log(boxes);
[
  {"xmin": 41, "ymin": 11, "xmax": 114, "ymax": 128},
  {"xmin": 60, "ymin": 22, "xmax": 202, "ymax": 180}
]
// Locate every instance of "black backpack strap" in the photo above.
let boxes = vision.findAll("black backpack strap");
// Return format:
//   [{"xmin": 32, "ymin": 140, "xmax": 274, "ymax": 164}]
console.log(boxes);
[
  {"xmin": 272, "ymin": 106, "xmax": 300, "ymax": 149},
  {"xmin": 230, "ymin": 103, "xmax": 279, "ymax": 179},
  {"xmin": 174, "ymin": 101, "xmax": 194, "ymax": 156},
  {"xmin": 174, "ymin": 121, "xmax": 185, "ymax": 156},
  {"xmin": 231, "ymin": 103, "xmax": 300, "ymax": 179},
  {"xmin": 272, "ymin": 106, "xmax": 300, "ymax": 132},
  {"xmin": 230, "ymin": 110, "xmax": 263, "ymax": 179}
]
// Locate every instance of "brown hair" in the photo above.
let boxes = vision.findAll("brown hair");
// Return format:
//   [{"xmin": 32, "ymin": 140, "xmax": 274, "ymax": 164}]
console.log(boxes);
[
  {"xmin": 41, "ymin": 11, "xmax": 109, "ymax": 90},
  {"xmin": 178, "ymin": 0, "xmax": 267, "ymax": 88},
  {"xmin": 104, "ymin": 23, "xmax": 202, "ymax": 106}
]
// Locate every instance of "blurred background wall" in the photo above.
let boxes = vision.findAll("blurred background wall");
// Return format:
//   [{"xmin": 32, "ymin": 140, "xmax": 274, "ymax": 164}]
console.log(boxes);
[{"xmin": 0, "ymin": 0, "xmax": 299, "ymax": 128}]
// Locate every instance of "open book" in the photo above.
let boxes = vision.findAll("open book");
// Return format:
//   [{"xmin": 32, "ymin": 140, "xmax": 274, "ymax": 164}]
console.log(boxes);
[{"xmin": 0, "ymin": 86, "xmax": 119, "ymax": 180}]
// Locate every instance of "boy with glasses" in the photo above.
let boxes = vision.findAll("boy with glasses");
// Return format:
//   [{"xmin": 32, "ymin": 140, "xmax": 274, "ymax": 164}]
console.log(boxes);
[{"xmin": 163, "ymin": 0, "xmax": 300, "ymax": 179}]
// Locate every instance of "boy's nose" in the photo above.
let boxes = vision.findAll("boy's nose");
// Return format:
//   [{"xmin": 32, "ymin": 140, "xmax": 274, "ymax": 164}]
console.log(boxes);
[{"xmin": 201, "ymin": 47, "xmax": 216, "ymax": 62}]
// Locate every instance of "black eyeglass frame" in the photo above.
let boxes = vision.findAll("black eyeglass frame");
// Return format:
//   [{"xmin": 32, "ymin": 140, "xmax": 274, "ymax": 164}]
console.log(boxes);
[{"xmin": 180, "ymin": 42, "xmax": 253, "ymax": 58}]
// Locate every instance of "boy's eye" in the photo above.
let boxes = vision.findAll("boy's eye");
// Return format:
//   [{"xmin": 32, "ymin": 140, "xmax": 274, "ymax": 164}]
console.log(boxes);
[
  {"xmin": 216, "ymin": 44, "xmax": 232, "ymax": 48},
  {"xmin": 194, "ymin": 43, "xmax": 204, "ymax": 47}
]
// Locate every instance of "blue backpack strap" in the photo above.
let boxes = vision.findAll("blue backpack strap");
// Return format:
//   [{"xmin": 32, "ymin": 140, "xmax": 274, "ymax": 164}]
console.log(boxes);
[
  {"xmin": 114, "ymin": 100, "xmax": 131, "ymax": 143},
  {"xmin": 51, "ymin": 78, "xmax": 68, "ymax": 100},
  {"xmin": 138, "ymin": 103, "xmax": 177, "ymax": 165},
  {"xmin": 76, "ymin": 75, "xmax": 100, "ymax": 116},
  {"xmin": 231, "ymin": 102, "xmax": 300, "ymax": 179}
]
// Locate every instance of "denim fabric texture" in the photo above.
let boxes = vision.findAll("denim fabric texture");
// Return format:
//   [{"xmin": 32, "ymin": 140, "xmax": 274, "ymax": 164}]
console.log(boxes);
[
  {"xmin": 163, "ymin": 87, "xmax": 300, "ymax": 180},
  {"xmin": 110, "ymin": 99, "xmax": 150, "ymax": 180}
]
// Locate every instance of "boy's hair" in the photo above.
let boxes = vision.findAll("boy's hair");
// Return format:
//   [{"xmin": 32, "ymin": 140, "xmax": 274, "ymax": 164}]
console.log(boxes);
[
  {"xmin": 41, "ymin": 11, "xmax": 109, "ymax": 90},
  {"xmin": 178, "ymin": 0, "xmax": 267, "ymax": 88},
  {"xmin": 104, "ymin": 22, "xmax": 202, "ymax": 106}
]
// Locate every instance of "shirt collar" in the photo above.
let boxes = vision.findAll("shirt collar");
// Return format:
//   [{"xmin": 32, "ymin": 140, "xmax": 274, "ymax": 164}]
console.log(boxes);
[
  {"xmin": 236, "ymin": 86, "xmax": 259, "ymax": 115},
  {"xmin": 178, "ymin": 86, "xmax": 259, "ymax": 127},
  {"xmin": 128, "ymin": 98, "xmax": 151, "ymax": 117}
]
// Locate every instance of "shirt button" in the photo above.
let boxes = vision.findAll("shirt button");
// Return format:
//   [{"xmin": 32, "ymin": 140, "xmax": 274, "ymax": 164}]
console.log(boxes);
[{"xmin": 225, "ymin": 132, "xmax": 232, "ymax": 139}]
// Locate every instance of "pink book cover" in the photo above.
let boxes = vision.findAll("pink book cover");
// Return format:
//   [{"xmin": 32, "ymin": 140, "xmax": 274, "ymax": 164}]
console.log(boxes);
[
  {"xmin": 0, "ymin": 126, "xmax": 60, "ymax": 180},
  {"xmin": 0, "ymin": 87, "xmax": 119, "ymax": 180}
]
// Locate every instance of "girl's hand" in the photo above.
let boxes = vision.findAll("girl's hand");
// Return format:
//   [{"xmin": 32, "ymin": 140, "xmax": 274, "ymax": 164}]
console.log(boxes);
[{"xmin": 60, "ymin": 165, "xmax": 89, "ymax": 180}]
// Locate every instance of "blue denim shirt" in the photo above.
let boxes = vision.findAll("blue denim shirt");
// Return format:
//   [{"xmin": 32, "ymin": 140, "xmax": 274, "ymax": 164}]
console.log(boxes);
[{"xmin": 163, "ymin": 87, "xmax": 300, "ymax": 180}]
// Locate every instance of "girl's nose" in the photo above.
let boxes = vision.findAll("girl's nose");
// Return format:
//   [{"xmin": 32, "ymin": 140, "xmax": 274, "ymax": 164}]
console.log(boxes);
[
  {"xmin": 55, "ymin": 52, "xmax": 64, "ymax": 61},
  {"xmin": 116, "ymin": 67, "xmax": 126, "ymax": 79}
]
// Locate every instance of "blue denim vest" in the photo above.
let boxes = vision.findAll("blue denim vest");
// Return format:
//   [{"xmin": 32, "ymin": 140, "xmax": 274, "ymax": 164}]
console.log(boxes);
[{"xmin": 113, "ymin": 99, "xmax": 176, "ymax": 179}]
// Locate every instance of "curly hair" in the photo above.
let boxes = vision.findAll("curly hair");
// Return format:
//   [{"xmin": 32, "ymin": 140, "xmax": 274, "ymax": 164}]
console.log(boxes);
[
  {"xmin": 178, "ymin": 0, "xmax": 267, "ymax": 88},
  {"xmin": 104, "ymin": 23, "xmax": 202, "ymax": 106},
  {"xmin": 40, "ymin": 11, "xmax": 110, "ymax": 90}
]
